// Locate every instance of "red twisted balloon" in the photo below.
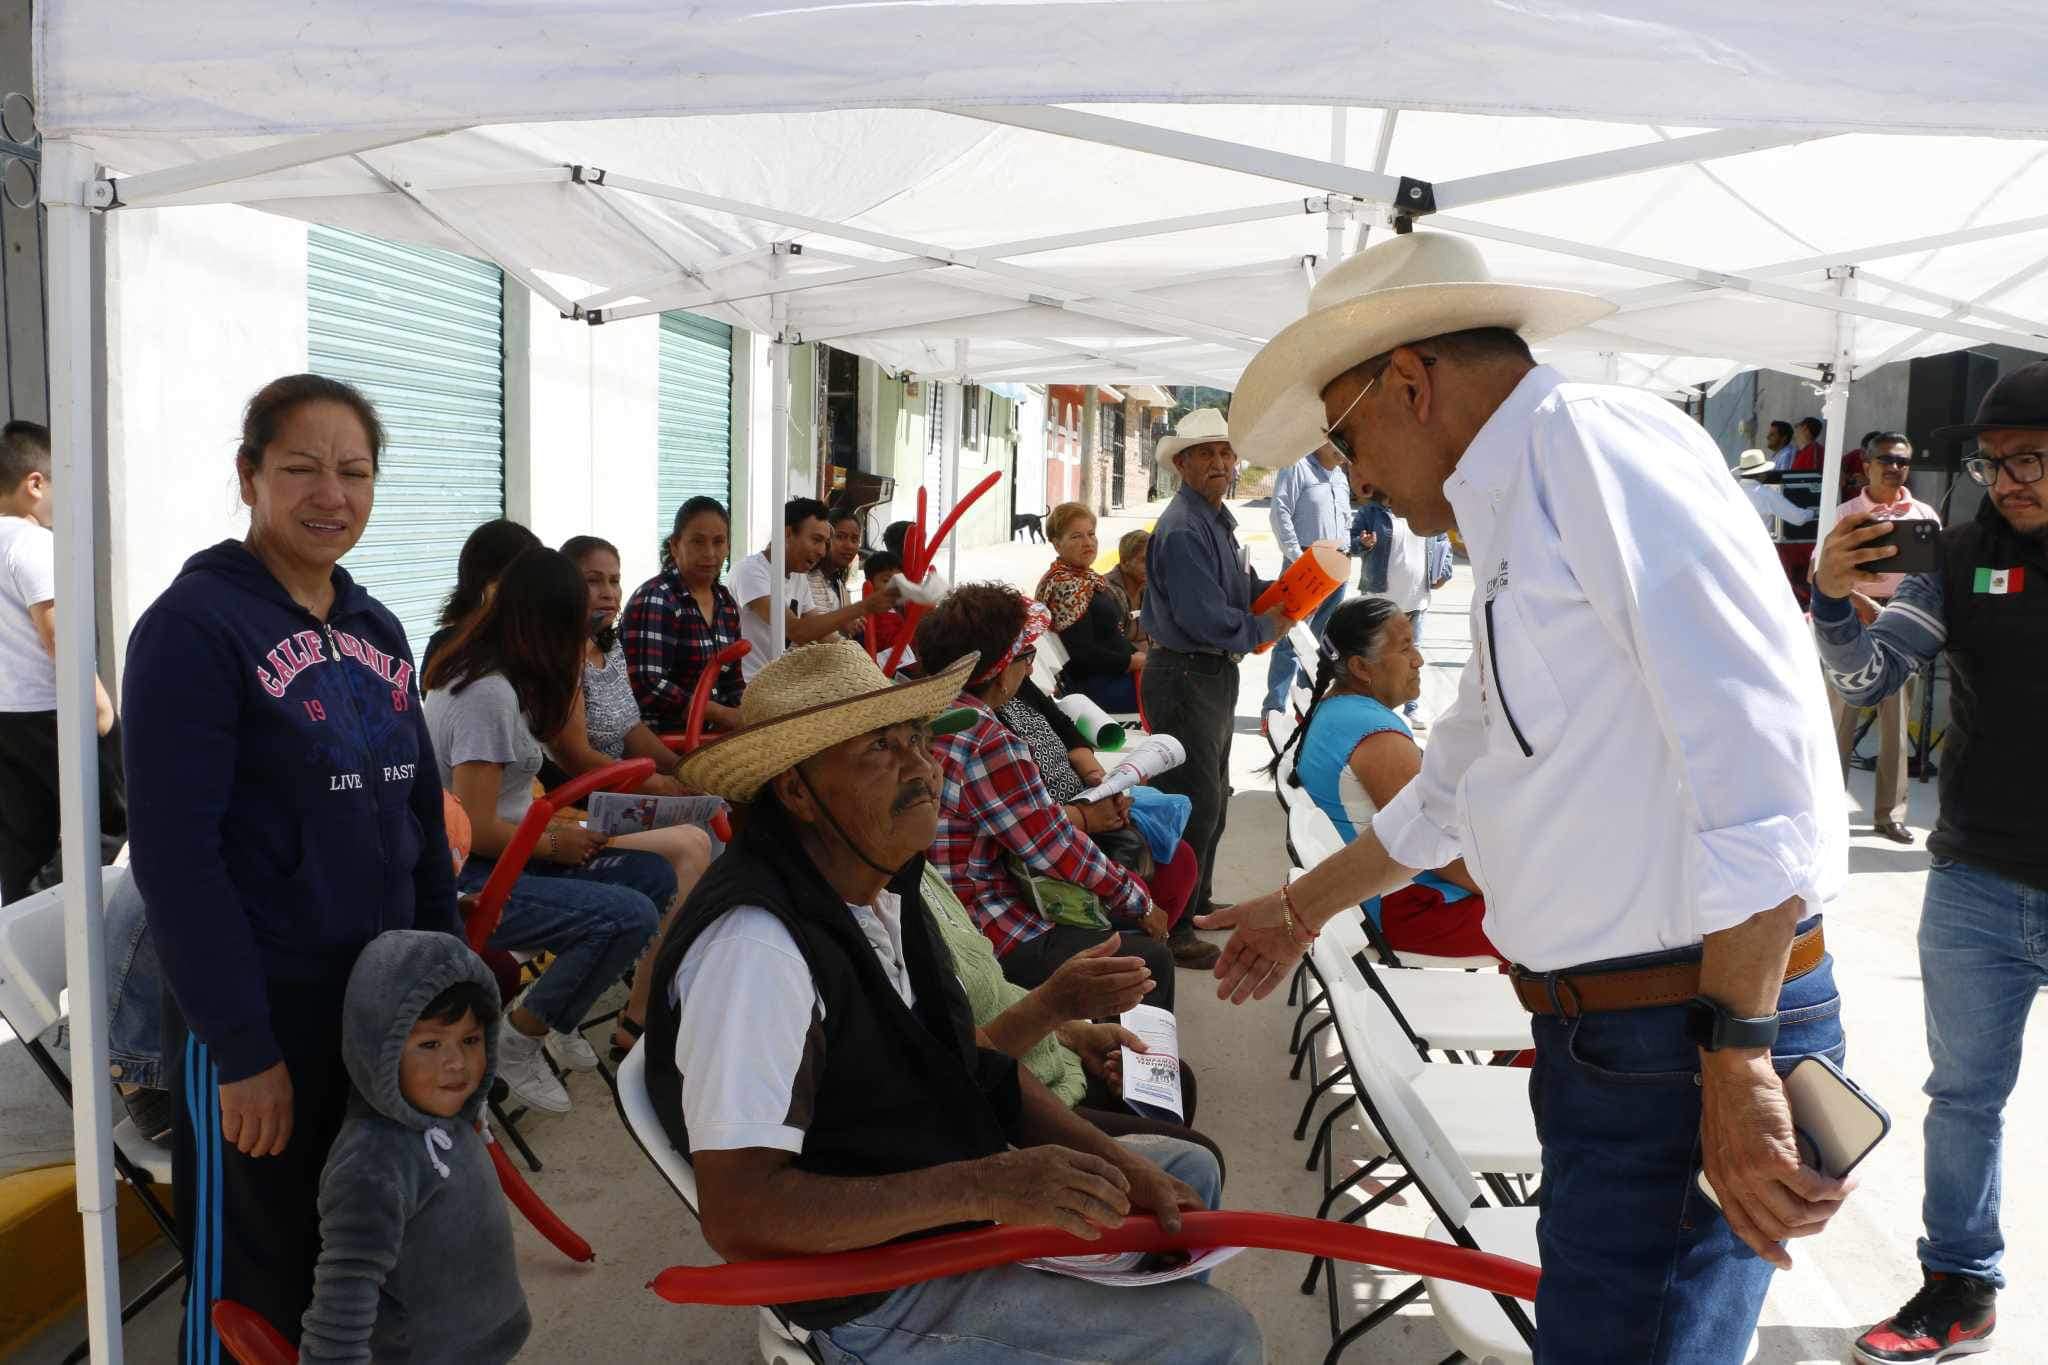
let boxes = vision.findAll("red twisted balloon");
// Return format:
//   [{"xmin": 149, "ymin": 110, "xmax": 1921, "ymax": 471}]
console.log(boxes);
[
  {"xmin": 880, "ymin": 469, "xmax": 1004, "ymax": 678},
  {"xmin": 651, "ymin": 1210, "xmax": 1538, "ymax": 1306},
  {"xmin": 464, "ymin": 758, "xmax": 657, "ymax": 952}
]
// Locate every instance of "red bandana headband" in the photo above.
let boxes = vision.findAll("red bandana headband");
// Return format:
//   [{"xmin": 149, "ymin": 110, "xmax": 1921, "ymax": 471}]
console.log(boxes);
[{"xmin": 972, "ymin": 600, "xmax": 1052, "ymax": 686}]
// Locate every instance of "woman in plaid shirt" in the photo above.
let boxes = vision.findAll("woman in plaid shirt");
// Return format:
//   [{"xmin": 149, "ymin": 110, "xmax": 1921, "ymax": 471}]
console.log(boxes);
[
  {"xmin": 622, "ymin": 497, "xmax": 745, "ymax": 733},
  {"xmin": 916, "ymin": 584, "xmax": 1175, "ymax": 1010}
]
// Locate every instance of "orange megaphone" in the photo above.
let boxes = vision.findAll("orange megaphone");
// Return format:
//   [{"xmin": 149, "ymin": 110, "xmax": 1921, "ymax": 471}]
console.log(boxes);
[{"xmin": 1251, "ymin": 543, "xmax": 1347, "ymax": 653}]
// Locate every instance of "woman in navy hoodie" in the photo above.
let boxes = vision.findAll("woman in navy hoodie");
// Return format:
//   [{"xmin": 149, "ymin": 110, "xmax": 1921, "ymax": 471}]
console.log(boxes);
[{"xmin": 122, "ymin": 374, "xmax": 460, "ymax": 1364}]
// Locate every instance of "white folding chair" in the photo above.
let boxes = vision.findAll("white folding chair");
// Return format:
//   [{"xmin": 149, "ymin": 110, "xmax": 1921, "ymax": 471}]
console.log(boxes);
[
  {"xmin": 0, "ymin": 874, "xmax": 185, "ymax": 1360},
  {"xmin": 1309, "ymin": 940, "xmax": 1542, "ymax": 1360},
  {"xmin": 613, "ymin": 1044, "xmax": 818, "ymax": 1365}
]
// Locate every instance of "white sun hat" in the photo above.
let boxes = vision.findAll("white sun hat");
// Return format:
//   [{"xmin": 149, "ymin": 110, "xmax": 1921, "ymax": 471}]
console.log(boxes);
[
  {"xmin": 1153, "ymin": 407, "xmax": 1234, "ymax": 465},
  {"xmin": 1227, "ymin": 231, "xmax": 1615, "ymax": 467}
]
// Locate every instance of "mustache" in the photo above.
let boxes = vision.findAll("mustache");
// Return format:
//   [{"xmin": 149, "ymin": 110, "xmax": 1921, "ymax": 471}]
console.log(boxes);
[{"xmin": 891, "ymin": 781, "xmax": 936, "ymax": 812}]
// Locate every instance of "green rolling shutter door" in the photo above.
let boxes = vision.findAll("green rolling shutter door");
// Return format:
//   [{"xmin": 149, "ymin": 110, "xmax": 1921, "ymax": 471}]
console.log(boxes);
[
  {"xmin": 657, "ymin": 311, "xmax": 734, "ymax": 539},
  {"xmin": 307, "ymin": 226, "xmax": 506, "ymax": 655}
]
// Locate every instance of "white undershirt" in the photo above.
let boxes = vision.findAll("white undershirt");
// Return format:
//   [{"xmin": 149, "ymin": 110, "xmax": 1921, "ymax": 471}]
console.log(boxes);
[
  {"xmin": 731, "ymin": 550, "xmax": 813, "ymax": 682},
  {"xmin": 669, "ymin": 892, "xmax": 913, "ymax": 1154}
]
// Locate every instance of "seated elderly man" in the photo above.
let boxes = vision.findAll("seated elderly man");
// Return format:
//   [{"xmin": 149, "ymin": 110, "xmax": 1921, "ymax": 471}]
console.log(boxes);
[{"xmin": 645, "ymin": 640, "xmax": 1261, "ymax": 1365}]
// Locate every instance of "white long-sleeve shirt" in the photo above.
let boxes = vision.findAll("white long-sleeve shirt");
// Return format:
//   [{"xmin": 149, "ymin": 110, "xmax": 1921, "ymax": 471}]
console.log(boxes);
[{"xmin": 1372, "ymin": 367, "xmax": 1845, "ymax": 971}]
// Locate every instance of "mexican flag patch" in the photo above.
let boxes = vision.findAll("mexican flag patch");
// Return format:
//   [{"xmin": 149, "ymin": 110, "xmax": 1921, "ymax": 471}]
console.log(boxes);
[{"xmin": 1973, "ymin": 566, "xmax": 2026, "ymax": 594}]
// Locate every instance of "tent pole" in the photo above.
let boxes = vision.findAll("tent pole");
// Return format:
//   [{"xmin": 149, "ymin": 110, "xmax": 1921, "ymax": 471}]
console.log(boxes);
[
  {"xmin": 769, "ymin": 271, "xmax": 790, "ymax": 659},
  {"xmin": 948, "ymin": 342, "xmax": 967, "ymax": 585},
  {"xmin": 44, "ymin": 137, "xmax": 123, "ymax": 1365},
  {"xmin": 1816, "ymin": 268, "xmax": 1857, "ymax": 535},
  {"xmin": 1324, "ymin": 107, "xmax": 1348, "ymax": 271}
]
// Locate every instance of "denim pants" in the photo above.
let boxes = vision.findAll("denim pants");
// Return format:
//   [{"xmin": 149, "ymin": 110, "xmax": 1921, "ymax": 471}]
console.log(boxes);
[
  {"xmin": 105, "ymin": 866, "xmax": 164, "ymax": 1090},
  {"xmin": 1528, "ymin": 932, "xmax": 1845, "ymax": 1364},
  {"xmin": 1262, "ymin": 580, "xmax": 1345, "ymax": 715},
  {"xmin": 459, "ymin": 849, "xmax": 671, "ymax": 1033},
  {"xmin": 815, "ymin": 1135, "xmax": 1262, "ymax": 1364},
  {"xmin": 1918, "ymin": 857, "xmax": 2047, "ymax": 1287}
]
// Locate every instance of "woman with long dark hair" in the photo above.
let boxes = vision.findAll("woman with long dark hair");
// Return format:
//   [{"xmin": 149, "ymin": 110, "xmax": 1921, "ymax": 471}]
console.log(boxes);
[
  {"xmin": 421, "ymin": 517, "xmax": 541, "ymax": 675},
  {"xmin": 123, "ymin": 374, "xmax": 460, "ymax": 1361},
  {"xmin": 622, "ymin": 497, "xmax": 744, "ymax": 733},
  {"xmin": 424, "ymin": 547, "xmax": 676, "ymax": 1114},
  {"xmin": 1268, "ymin": 597, "xmax": 1500, "ymax": 961}
]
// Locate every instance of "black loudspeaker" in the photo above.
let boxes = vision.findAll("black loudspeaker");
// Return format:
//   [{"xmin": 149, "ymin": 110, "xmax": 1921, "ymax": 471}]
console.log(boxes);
[{"xmin": 1907, "ymin": 350, "xmax": 1999, "ymax": 471}]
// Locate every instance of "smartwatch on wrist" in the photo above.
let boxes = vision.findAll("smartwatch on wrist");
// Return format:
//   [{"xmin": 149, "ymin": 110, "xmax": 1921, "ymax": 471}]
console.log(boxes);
[{"xmin": 1685, "ymin": 995, "xmax": 1779, "ymax": 1052}]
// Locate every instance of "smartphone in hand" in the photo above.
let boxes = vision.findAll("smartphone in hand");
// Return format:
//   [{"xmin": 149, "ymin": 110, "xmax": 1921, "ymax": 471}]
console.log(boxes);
[
  {"xmin": 1697, "ymin": 1054, "xmax": 1891, "ymax": 1209},
  {"xmin": 1867, "ymin": 519, "xmax": 1940, "ymax": 576}
]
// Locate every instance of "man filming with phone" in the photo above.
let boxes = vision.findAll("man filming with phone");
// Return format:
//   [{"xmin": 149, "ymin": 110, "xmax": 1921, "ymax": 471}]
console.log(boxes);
[
  {"xmin": 1813, "ymin": 365, "xmax": 2048, "ymax": 1364},
  {"xmin": 1820, "ymin": 432, "xmax": 1940, "ymax": 844}
]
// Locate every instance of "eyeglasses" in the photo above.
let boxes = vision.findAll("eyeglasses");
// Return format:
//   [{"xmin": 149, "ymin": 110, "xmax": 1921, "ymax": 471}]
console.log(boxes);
[
  {"xmin": 1873, "ymin": 455, "xmax": 1912, "ymax": 467},
  {"xmin": 1963, "ymin": 450, "xmax": 2047, "ymax": 487},
  {"xmin": 1322, "ymin": 354, "xmax": 1434, "ymax": 464}
]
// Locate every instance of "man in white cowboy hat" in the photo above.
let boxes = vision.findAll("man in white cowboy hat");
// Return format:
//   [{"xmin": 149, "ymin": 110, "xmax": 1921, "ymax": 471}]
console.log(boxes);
[
  {"xmin": 1197, "ymin": 230, "xmax": 1852, "ymax": 1362},
  {"xmin": 1141, "ymin": 408, "xmax": 1292, "ymax": 931},
  {"xmin": 640, "ymin": 640, "xmax": 1261, "ymax": 1364},
  {"xmin": 1735, "ymin": 446, "xmax": 1822, "ymax": 530}
]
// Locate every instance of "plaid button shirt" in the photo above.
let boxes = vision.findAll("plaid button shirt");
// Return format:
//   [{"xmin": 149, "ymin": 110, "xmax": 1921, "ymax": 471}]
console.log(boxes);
[
  {"xmin": 929, "ymin": 694, "xmax": 1147, "ymax": 956},
  {"xmin": 621, "ymin": 571, "xmax": 743, "ymax": 731}
]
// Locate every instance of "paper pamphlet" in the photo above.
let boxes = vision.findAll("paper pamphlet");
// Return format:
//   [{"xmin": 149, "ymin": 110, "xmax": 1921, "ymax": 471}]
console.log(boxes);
[
  {"xmin": 1118, "ymin": 1003, "xmax": 1183, "ymax": 1121},
  {"xmin": 1073, "ymin": 735, "xmax": 1186, "ymax": 804},
  {"xmin": 584, "ymin": 791, "xmax": 725, "ymax": 837},
  {"xmin": 1023, "ymin": 1245, "xmax": 1243, "ymax": 1287}
]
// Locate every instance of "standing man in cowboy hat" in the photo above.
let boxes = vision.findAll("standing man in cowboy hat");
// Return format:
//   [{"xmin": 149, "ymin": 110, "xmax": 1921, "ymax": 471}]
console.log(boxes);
[
  {"xmin": 641, "ymin": 639, "xmax": 1261, "ymax": 1364},
  {"xmin": 1200, "ymin": 231, "xmax": 1852, "ymax": 1363},
  {"xmin": 1814, "ymin": 366, "xmax": 2048, "ymax": 1364},
  {"xmin": 1142, "ymin": 408, "xmax": 1291, "ymax": 937}
]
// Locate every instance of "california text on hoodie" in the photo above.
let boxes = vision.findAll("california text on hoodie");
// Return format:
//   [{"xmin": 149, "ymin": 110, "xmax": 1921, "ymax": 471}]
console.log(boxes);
[
  {"xmin": 300, "ymin": 930, "xmax": 530, "ymax": 1365},
  {"xmin": 123, "ymin": 540, "xmax": 460, "ymax": 1083}
]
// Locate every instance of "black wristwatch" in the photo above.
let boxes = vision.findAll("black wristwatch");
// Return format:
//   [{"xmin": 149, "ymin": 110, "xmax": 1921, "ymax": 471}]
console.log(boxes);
[{"xmin": 1685, "ymin": 995, "xmax": 1779, "ymax": 1052}]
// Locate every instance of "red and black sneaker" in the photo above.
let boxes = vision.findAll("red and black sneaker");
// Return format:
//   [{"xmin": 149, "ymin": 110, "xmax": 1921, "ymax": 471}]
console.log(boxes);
[{"xmin": 1854, "ymin": 1271, "xmax": 1997, "ymax": 1363}]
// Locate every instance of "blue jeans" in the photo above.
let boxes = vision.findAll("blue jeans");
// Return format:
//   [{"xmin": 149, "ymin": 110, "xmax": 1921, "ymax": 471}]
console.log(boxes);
[
  {"xmin": 1263, "ymin": 578, "xmax": 1345, "ymax": 715},
  {"xmin": 1528, "ymin": 932, "xmax": 1845, "ymax": 1364},
  {"xmin": 459, "ymin": 850, "xmax": 671, "ymax": 1033},
  {"xmin": 1918, "ymin": 857, "xmax": 2047, "ymax": 1288},
  {"xmin": 815, "ymin": 1135, "xmax": 1261, "ymax": 1364},
  {"xmin": 1072, "ymin": 670, "xmax": 1139, "ymax": 714},
  {"xmin": 105, "ymin": 868, "xmax": 164, "ymax": 1089}
]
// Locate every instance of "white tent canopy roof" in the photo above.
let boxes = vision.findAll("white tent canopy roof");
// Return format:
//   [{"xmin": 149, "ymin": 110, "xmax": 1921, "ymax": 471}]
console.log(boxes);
[{"xmin": 37, "ymin": 3, "xmax": 2048, "ymax": 397}]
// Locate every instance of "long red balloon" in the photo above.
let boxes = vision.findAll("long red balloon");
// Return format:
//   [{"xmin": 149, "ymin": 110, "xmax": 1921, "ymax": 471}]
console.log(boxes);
[
  {"xmin": 683, "ymin": 639, "xmax": 752, "ymax": 753},
  {"xmin": 920, "ymin": 469, "xmax": 1003, "ymax": 574},
  {"xmin": 210, "ymin": 1302, "xmax": 296, "ymax": 1365},
  {"xmin": 487, "ymin": 1127, "xmax": 596, "ymax": 1262},
  {"xmin": 882, "ymin": 468, "xmax": 1003, "ymax": 678},
  {"xmin": 651, "ymin": 1211, "xmax": 1538, "ymax": 1306},
  {"xmin": 464, "ymin": 757, "xmax": 657, "ymax": 951}
]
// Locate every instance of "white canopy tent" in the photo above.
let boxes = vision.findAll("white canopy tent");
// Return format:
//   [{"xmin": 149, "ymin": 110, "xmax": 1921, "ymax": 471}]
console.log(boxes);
[{"xmin": 32, "ymin": 4, "xmax": 2048, "ymax": 1357}]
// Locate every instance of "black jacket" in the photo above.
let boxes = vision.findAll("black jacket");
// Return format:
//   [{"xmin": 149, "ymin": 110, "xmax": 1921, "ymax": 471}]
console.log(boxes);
[
  {"xmin": 643, "ymin": 801, "xmax": 1024, "ymax": 1329},
  {"xmin": 1929, "ymin": 500, "xmax": 2048, "ymax": 887}
]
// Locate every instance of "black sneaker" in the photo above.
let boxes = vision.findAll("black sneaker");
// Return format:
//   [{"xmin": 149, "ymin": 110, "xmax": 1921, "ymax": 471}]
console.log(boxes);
[{"xmin": 1854, "ymin": 1271, "xmax": 1996, "ymax": 1362}]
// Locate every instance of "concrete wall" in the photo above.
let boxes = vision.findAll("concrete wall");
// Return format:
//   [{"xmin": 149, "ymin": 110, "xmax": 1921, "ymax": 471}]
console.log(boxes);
[
  {"xmin": 504, "ymin": 289, "xmax": 663, "ymax": 591},
  {"xmin": 104, "ymin": 204, "xmax": 310, "ymax": 683}
]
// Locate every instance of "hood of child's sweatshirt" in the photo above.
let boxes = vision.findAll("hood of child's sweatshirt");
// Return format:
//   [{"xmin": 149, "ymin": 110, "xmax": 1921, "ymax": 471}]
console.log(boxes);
[{"xmin": 341, "ymin": 930, "xmax": 500, "ymax": 1131}]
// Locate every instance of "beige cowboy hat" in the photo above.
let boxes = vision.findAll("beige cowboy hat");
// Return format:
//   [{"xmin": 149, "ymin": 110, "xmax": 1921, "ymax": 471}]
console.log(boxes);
[
  {"xmin": 675, "ymin": 639, "xmax": 978, "ymax": 804},
  {"xmin": 1227, "ymin": 231, "xmax": 1616, "ymax": 467},
  {"xmin": 1154, "ymin": 407, "xmax": 1234, "ymax": 465},
  {"xmin": 1733, "ymin": 448, "xmax": 1773, "ymax": 478}
]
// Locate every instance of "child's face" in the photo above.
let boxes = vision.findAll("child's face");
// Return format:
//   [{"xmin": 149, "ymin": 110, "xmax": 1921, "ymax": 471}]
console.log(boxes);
[{"xmin": 400, "ymin": 1009, "xmax": 488, "ymax": 1119}]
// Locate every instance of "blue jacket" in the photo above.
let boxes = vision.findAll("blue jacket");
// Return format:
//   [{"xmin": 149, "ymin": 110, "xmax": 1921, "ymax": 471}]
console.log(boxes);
[{"xmin": 123, "ymin": 541, "xmax": 458, "ymax": 1082}]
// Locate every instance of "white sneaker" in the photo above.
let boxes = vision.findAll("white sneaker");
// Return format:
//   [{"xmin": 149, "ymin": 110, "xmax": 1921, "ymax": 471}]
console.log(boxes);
[
  {"xmin": 497, "ymin": 1022, "xmax": 572, "ymax": 1114},
  {"xmin": 544, "ymin": 1027, "xmax": 600, "ymax": 1072}
]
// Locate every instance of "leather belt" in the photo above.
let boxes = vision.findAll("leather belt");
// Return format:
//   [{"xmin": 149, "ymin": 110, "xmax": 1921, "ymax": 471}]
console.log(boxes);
[{"xmin": 1511, "ymin": 922, "xmax": 1825, "ymax": 1018}]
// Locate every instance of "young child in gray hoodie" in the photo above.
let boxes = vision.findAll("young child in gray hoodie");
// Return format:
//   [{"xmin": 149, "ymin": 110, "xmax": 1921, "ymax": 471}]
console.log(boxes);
[{"xmin": 299, "ymin": 930, "xmax": 530, "ymax": 1363}]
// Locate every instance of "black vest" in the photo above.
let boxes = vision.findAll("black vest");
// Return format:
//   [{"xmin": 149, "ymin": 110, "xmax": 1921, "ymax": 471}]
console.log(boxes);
[
  {"xmin": 643, "ymin": 804, "xmax": 1021, "ymax": 1329},
  {"xmin": 1930, "ymin": 501, "xmax": 2048, "ymax": 888}
]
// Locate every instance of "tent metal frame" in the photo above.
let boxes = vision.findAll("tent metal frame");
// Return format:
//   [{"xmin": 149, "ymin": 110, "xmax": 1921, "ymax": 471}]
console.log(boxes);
[{"xmin": 41, "ymin": 97, "xmax": 2048, "ymax": 1359}]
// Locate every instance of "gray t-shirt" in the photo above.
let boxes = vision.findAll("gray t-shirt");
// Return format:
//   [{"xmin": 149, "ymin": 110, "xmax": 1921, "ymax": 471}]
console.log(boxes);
[{"xmin": 423, "ymin": 672, "xmax": 541, "ymax": 828}]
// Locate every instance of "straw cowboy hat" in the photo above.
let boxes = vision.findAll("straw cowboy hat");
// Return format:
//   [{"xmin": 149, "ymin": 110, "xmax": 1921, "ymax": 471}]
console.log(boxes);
[
  {"xmin": 1227, "ymin": 231, "xmax": 1615, "ymax": 467},
  {"xmin": 675, "ymin": 639, "xmax": 978, "ymax": 804},
  {"xmin": 1154, "ymin": 407, "xmax": 1235, "ymax": 465},
  {"xmin": 1734, "ymin": 448, "xmax": 1773, "ymax": 477}
]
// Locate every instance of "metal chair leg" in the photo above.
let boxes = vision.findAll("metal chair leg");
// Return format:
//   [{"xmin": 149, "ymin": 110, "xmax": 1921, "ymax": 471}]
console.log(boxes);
[
  {"xmin": 1304, "ymin": 1088, "xmax": 1350, "ymax": 1167},
  {"xmin": 492, "ymin": 1094, "xmax": 543, "ymax": 1172},
  {"xmin": 1291, "ymin": 1015, "xmax": 1333, "ymax": 1079},
  {"xmin": 1323, "ymin": 1278, "xmax": 1426, "ymax": 1365},
  {"xmin": 1295, "ymin": 1064, "xmax": 1350, "ymax": 1142}
]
